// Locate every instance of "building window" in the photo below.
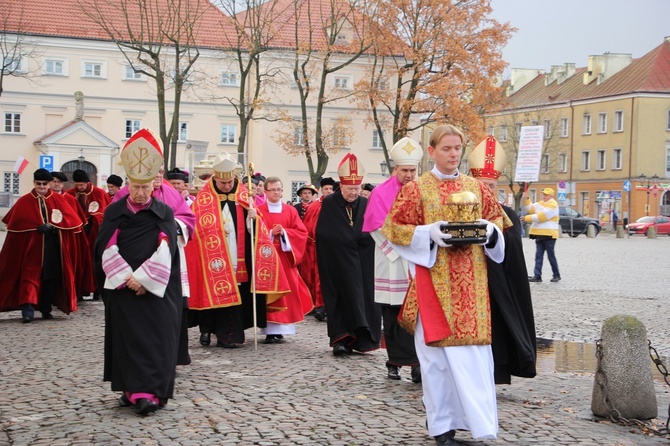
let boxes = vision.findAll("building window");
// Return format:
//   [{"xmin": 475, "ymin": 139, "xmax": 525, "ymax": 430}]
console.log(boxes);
[
  {"xmin": 44, "ymin": 58, "xmax": 66, "ymax": 76},
  {"xmin": 220, "ymin": 71, "xmax": 239, "ymax": 86},
  {"xmin": 83, "ymin": 61, "xmax": 104, "ymax": 78},
  {"xmin": 499, "ymin": 125, "xmax": 508, "ymax": 142},
  {"xmin": 514, "ymin": 123, "xmax": 522, "ymax": 137},
  {"xmin": 612, "ymin": 148, "xmax": 622, "ymax": 170},
  {"xmin": 614, "ymin": 111, "xmax": 624, "ymax": 132},
  {"xmin": 541, "ymin": 154, "xmax": 549, "ymax": 173},
  {"xmin": 543, "ymin": 120, "xmax": 551, "ymax": 139},
  {"xmin": 596, "ymin": 149, "xmax": 606, "ymax": 170},
  {"xmin": 667, "ymin": 110, "xmax": 670, "ymax": 131},
  {"xmin": 580, "ymin": 191, "xmax": 590, "ymax": 216},
  {"xmin": 560, "ymin": 118, "xmax": 569, "ymax": 137},
  {"xmin": 581, "ymin": 151, "xmax": 590, "ymax": 171},
  {"xmin": 294, "ymin": 126, "xmax": 304, "ymax": 147},
  {"xmin": 600, "ymin": 114, "xmax": 609, "ymax": 133},
  {"xmin": 125, "ymin": 119, "xmax": 141, "ymax": 138},
  {"xmin": 4, "ymin": 112, "xmax": 21, "ymax": 133},
  {"xmin": 124, "ymin": 65, "xmax": 143, "ymax": 80},
  {"xmin": 332, "ymin": 127, "xmax": 347, "ymax": 148},
  {"xmin": 582, "ymin": 114, "xmax": 591, "ymax": 135},
  {"xmin": 487, "ymin": 126, "xmax": 494, "ymax": 137},
  {"xmin": 558, "ymin": 153, "xmax": 568, "ymax": 173},
  {"xmin": 666, "ymin": 144, "xmax": 670, "ymax": 178},
  {"xmin": 530, "ymin": 120, "xmax": 539, "ymax": 126},
  {"xmin": 178, "ymin": 122, "xmax": 188, "ymax": 142},
  {"xmin": 6, "ymin": 57, "xmax": 25, "ymax": 73},
  {"xmin": 333, "ymin": 75, "xmax": 352, "ymax": 90},
  {"xmin": 220, "ymin": 124, "xmax": 236, "ymax": 144},
  {"xmin": 3, "ymin": 172, "xmax": 20, "ymax": 195},
  {"xmin": 291, "ymin": 181, "xmax": 307, "ymax": 203},
  {"xmin": 372, "ymin": 130, "xmax": 382, "ymax": 149}
]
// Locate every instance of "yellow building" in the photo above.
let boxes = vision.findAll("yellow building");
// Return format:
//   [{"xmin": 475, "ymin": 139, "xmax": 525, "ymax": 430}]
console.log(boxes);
[{"xmin": 484, "ymin": 38, "xmax": 670, "ymax": 225}]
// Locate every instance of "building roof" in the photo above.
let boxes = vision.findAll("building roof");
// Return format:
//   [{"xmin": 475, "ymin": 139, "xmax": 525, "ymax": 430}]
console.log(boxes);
[
  {"xmin": 2, "ymin": 0, "xmax": 231, "ymax": 49},
  {"xmin": 503, "ymin": 39, "xmax": 670, "ymax": 110}
]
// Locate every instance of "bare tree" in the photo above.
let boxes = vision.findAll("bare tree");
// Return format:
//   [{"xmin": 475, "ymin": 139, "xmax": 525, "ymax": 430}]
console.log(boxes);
[
  {"xmin": 78, "ymin": 0, "xmax": 206, "ymax": 168},
  {"xmin": 0, "ymin": 2, "xmax": 42, "ymax": 97}
]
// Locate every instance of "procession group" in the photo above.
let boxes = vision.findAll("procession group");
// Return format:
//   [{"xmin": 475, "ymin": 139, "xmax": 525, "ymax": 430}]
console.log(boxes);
[{"xmin": 0, "ymin": 124, "xmax": 541, "ymax": 445}]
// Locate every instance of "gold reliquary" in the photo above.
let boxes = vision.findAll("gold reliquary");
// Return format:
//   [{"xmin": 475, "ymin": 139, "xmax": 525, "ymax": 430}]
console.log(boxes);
[{"xmin": 440, "ymin": 191, "xmax": 487, "ymax": 245}]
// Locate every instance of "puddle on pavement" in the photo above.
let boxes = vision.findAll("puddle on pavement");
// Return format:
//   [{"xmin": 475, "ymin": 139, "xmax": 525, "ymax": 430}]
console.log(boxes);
[{"xmin": 536, "ymin": 338, "xmax": 668, "ymax": 382}]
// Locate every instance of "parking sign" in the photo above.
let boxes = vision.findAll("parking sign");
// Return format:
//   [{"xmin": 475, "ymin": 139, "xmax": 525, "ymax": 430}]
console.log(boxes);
[{"xmin": 39, "ymin": 155, "xmax": 54, "ymax": 171}]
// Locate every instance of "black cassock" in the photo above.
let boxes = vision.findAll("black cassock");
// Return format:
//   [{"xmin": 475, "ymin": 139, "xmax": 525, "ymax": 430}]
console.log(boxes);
[
  {"xmin": 488, "ymin": 204, "xmax": 537, "ymax": 384},
  {"xmin": 315, "ymin": 192, "xmax": 380, "ymax": 352},
  {"xmin": 94, "ymin": 198, "xmax": 182, "ymax": 401}
]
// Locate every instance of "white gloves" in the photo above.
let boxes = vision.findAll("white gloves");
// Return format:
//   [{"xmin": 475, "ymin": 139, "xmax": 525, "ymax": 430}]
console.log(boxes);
[
  {"xmin": 429, "ymin": 221, "xmax": 453, "ymax": 248},
  {"xmin": 478, "ymin": 219, "xmax": 496, "ymax": 246}
]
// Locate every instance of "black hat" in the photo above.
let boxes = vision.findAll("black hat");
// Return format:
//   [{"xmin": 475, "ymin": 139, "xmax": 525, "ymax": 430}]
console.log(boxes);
[
  {"xmin": 253, "ymin": 173, "xmax": 266, "ymax": 183},
  {"xmin": 242, "ymin": 176, "xmax": 259, "ymax": 186},
  {"xmin": 319, "ymin": 177, "xmax": 335, "ymax": 188},
  {"xmin": 51, "ymin": 171, "xmax": 68, "ymax": 182},
  {"xmin": 362, "ymin": 183, "xmax": 375, "ymax": 192},
  {"xmin": 106, "ymin": 174, "xmax": 123, "ymax": 187},
  {"xmin": 72, "ymin": 169, "xmax": 90, "ymax": 183},
  {"xmin": 166, "ymin": 168, "xmax": 188, "ymax": 182},
  {"xmin": 34, "ymin": 168, "xmax": 54, "ymax": 182}
]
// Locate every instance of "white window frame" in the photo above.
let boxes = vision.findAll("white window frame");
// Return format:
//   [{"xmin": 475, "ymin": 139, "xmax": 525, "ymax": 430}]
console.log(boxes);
[
  {"xmin": 666, "ymin": 144, "xmax": 670, "ymax": 177},
  {"xmin": 43, "ymin": 57, "xmax": 67, "ymax": 76},
  {"xmin": 582, "ymin": 114, "xmax": 592, "ymax": 135},
  {"xmin": 514, "ymin": 123, "xmax": 522, "ymax": 137},
  {"xmin": 560, "ymin": 118, "xmax": 569, "ymax": 137},
  {"xmin": 487, "ymin": 126, "xmax": 494, "ymax": 137},
  {"xmin": 178, "ymin": 122, "xmax": 188, "ymax": 142},
  {"xmin": 667, "ymin": 110, "xmax": 670, "ymax": 131},
  {"xmin": 333, "ymin": 75, "xmax": 353, "ymax": 90},
  {"xmin": 220, "ymin": 124, "xmax": 236, "ymax": 144},
  {"xmin": 558, "ymin": 153, "xmax": 568, "ymax": 173},
  {"xmin": 219, "ymin": 71, "xmax": 239, "ymax": 87},
  {"xmin": 372, "ymin": 130, "xmax": 382, "ymax": 149},
  {"xmin": 332, "ymin": 126, "xmax": 347, "ymax": 148},
  {"xmin": 5, "ymin": 56, "xmax": 25, "ymax": 73},
  {"xmin": 499, "ymin": 125, "xmax": 508, "ymax": 142},
  {"xmin": 540, "ymin": 154, "xmax": 549, "ymax": 173},
  {"xmin": 125, "ymin": 119, "xmax": 141, "ymax": 139},
  {"xmin": 597, "ymin": 112, "xmax": 607, "ymax": 134},
  {"xmin": 3, "ymin": 172, "xmax": 20, "ymax": 195},
  {"xmin": 581, "ymin": 151, "xmax": 591, "ymax": 171},
  {"xmin": 596, "ymin": 149, "xmax": 606, "ymax": 171},
  {"xmin": 613, "ymin": 110, "xmax": 624, "ymax": 132},
  {"xmin": 4, "ymin": 112, "xmax": 22, "ymax": 134},
  {"xmin": 82, "ymin": 60, "xmax": 105, "ymax": 79},
  {"xmin": 123, "ymin": 65, "xmax": 144, "ymax": 81},
  {"xmin": 612, "ymin": 148, "xmax": 622, "ymax": 170},
  {"xmin": 543, "ymin": 120, "xmax": 551, "ymax": 139}
]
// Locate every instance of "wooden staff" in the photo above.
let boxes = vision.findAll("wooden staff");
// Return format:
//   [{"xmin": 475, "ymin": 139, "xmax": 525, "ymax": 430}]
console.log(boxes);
[{"xmin": 247, "ymin": 162, "xmax": 258, "ymax": 350}]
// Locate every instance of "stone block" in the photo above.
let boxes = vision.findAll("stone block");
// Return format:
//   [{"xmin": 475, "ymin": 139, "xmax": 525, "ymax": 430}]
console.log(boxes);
[
  {"xmin": 616, "ymin": 226, "xmax": 625, "ymax": 238},
  {"xmin": 591, "ymin": 315, "xmax": 657, "ymax": 419},
  {"xmin": 586, "ymin": 225, "xmax": 597, "ymax": 238},
  {"xmin": 646, "ymin": 226, "xmax": 657, "ymax": 239}
]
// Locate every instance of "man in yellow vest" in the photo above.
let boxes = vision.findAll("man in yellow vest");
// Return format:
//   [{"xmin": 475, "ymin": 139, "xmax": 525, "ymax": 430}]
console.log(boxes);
[{"xmin": 522, "ymin": 188, "xmax": 561, "ymax": 283}]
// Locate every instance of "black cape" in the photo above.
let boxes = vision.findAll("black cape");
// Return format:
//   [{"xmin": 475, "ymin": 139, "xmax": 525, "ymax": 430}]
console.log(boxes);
[
  {"xmin": 315, "ymin": 192, "xmax": 380, "ymax": 352},
  {"xmin": 94, "ymin": 198, "xmax": 182, "ymax": 400},
  {"xmin": 488, "ymin": 204, "xmax": 537, "ymax": 384}
]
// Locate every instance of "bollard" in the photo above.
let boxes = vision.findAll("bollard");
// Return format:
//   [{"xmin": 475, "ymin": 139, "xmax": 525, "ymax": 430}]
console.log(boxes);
[
  {"xmin": 616, "ymin": 225, "xmax": 625, "ymax": 238},
  {"xmin": 591, "ymin": 315, "xmax": 657, "ymax": 419},
  {"xmin": 646, "ymin": 226, "xmax": 657, "ymax": 239},
  {"xmin": 525, "ymin": 223, "xmax": 531, "ymax": 238},
  {"xmin": 586, "ymin": 225, "xmax": 597, "ymax": 238}
]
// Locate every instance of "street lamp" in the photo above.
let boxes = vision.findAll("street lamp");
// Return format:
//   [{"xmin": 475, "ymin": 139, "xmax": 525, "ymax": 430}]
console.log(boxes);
[
  {"xmin": 637, "ymin": 173, "xmax": 660, "ymax": 216},
  {"xmin": 78, "ymin": 149, "xmax": 85, "ymax": 169},
  {"xmin": 379, "ymin": 159, "xmax": 394, "ymax": 177}
]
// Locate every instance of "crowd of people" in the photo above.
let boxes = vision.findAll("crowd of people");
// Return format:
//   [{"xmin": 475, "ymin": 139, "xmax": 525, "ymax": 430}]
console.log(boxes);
[{"xmin": 0, "ymin": 125, "xmax": 537, "ymax": 444}]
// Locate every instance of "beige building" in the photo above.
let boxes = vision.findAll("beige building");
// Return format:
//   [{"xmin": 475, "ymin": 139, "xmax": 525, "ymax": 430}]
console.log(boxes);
[
  {"xmin": 0, "ymin": 0, "xmax": 414, "ymax": 213},
  {"xmin": 483, "ymin": 38, "xmax": 670, "ymax": 225}
]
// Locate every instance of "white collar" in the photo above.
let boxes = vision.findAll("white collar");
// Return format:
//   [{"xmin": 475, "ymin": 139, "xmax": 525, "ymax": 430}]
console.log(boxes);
[{"xmin": 431, "ymin": 166, "xmax": 460, "ymax": 180}]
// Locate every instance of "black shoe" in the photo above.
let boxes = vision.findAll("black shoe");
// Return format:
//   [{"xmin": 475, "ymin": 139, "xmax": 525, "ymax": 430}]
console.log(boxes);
[
  {"xmin": 528, "ymin": 276, "xmax": 542, "ymax": 282},
  {"xmin": 333, "ymin": 342, "xmax": 348, "ymax": 356},
  {"xmin": 216, "ymin": 341, "xmax": 240, "ymax": 348},
  {"xmin": 22, "ymin": 315, "xmax": 33, "ymax": 323},
  {"xmin": 199, "ymin": 333, "xmax": 211, "ymax": 346},
  {"xmin": 92, "ymin": 292, "xmax": 101, "ymax": 301},
  {"xmin": 387, "ymin": 365, "xmax": 401, "ymax": 380},
  {"xmin": 314, "ymin": 310, "xmax": 326, "ymax": 321},
  {"xmin": 434, "ymin": 430, "xmax": 459, "ymax": 445},
  {"xmin": 118, "ymin": 394, "xmax": 132, "ymax": 407},
  {"xmin": 411, "ymin": 365, "xmax": 422, "ymax": 383},
  {"xmin": 134, "ymin": 398, "xmax": 158, "ymax": 415},
  {"xmin": 550, "ymin": 276, "xmax": 561, "ymax": 282},
  {"xmin": 41, "ymin": 313, "xmax": 53, "ymax": 320}
]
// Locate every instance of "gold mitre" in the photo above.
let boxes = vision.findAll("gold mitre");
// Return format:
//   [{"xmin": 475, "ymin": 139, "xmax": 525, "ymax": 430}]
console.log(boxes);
[
  {"xmin": 469, "ymin": 135, "xmax": 506, "ymax": 180},
  {"xmin": 121, "ymin": 128, "xmax": 164, "ymax": 184},
  {"xmin": 390, "ymin": 137, "xmax": 423, "ymax": 167},
  {"xmin": 212, "ymin": 152, "xmax": 241, "ymax": 180}
]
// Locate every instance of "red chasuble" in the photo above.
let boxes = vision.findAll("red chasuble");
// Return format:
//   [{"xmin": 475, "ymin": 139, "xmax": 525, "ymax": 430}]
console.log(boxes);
[
  {"xmin": 299, "ymin": 198, "xmax": 325, "ymax": 308},
  {"xmin": 186, "ymin": 179, "xmax": 290, "ymax": 310},
  {"xmin": 0, "ymin": 190, "xmax": 83, "ymax": 313},
  {"xmin": 60, "ymin": 192, "xmax": 95, "ymax": 296},
  {"xmin": 257, "ymin": 202, "xmax": 314, "ymax": 323}
]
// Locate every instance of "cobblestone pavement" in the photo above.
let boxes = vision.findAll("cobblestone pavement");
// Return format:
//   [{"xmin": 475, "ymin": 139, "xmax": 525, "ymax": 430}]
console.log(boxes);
[{"xmin": 0, "ymin": 232, "xmax": 668, "ymax": 445}]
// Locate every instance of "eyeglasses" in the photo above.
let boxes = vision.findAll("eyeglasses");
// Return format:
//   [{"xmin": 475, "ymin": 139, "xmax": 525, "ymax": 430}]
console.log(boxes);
[
  {"xmin": 35, "ymin": 181, "xmax": 50, "ymax": 186},
  {"xmin": 266, "ymin": 188, "xmax": 283, "ymax": 193}
]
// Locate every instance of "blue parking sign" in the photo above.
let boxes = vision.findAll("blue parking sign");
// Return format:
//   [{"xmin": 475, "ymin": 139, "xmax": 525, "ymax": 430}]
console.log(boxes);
[{"xmin": 40, "ymin": 155, "xmax": 54, "ymax": 170}]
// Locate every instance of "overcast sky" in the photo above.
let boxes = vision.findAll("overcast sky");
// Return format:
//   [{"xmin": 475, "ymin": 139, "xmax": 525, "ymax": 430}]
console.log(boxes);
[{"xmin": 489, "ymin": 0, "xmax": 670, "ymax": 76}]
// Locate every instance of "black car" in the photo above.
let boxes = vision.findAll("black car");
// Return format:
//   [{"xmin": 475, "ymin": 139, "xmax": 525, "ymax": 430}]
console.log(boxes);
[{"xmin": 558, "ymin": 206, "xmax": 601, "ymax": 237}]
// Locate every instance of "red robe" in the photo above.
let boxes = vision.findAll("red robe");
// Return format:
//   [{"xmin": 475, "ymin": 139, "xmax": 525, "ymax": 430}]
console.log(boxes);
[
  {"xmin": 0, "ymin": 189, "xmax": 82, "ymax": 313},
  {"xmin": 300, "ymin": 198, "xmax": 324, "ymax": 308},
  {"xmin": 258, "ymin": 201, "xmax": 313, "ymax": 323},
  {"xmin": 60, "ymin": 192, "xmax": 95, "ymax": 296}
]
